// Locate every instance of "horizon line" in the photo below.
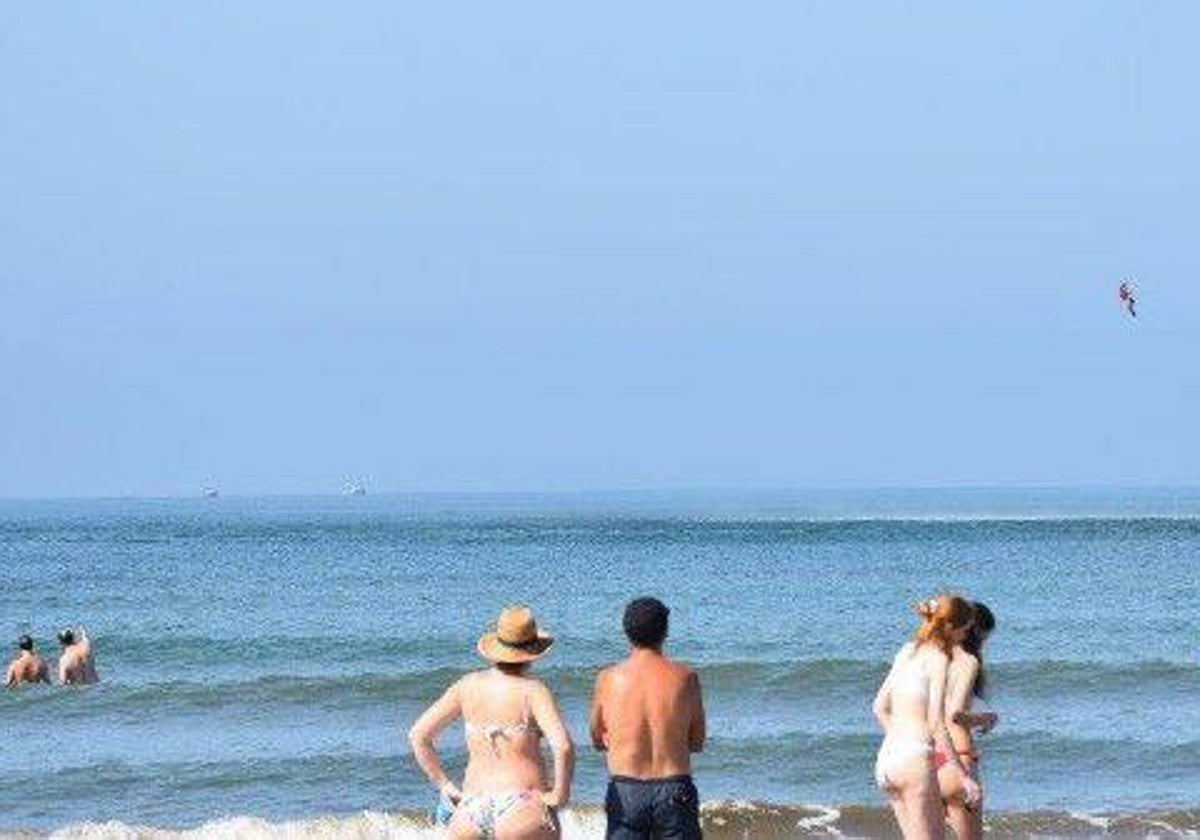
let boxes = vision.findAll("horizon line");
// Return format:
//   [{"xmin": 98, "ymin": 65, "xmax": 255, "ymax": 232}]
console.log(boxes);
[{"xmin": 3, "ymin": 482, "xmax": 1200, "ymax": 504}]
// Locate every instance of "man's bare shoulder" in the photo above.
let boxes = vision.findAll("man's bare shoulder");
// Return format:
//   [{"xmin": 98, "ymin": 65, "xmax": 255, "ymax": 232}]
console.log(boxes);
[
  {"xmin": 662, "ymin": 656, "xmax": 698, "ymax": 681},
  {"xmin": 595, "ymin": 662, "xmax": 623, "ymax": 683},
  {"xmin": 672, "ymin": 658, "xmax": 697, "ymax": 675}
]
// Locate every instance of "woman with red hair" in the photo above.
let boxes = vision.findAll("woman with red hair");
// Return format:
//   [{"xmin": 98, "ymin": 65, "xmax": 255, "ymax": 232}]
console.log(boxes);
[{"xmin": 873, "ymin": 594, "xmax": 981, "ymax": 839}]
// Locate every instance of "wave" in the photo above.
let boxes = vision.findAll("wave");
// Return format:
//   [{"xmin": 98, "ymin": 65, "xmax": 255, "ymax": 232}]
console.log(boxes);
[
  {"xmin": 9, "ymin": 732, "xmax": 1200, "ymax": 814},
  {"xmin": 5, "ymin": 510, "xmax": 1200, "ymax": 548},
  {"xmin": 8, "ymin": 657, "xmax": 1197, "ymax": 722},
  {"xmin": 10, "ymin": 802, "xmax": 1200, "ymax": 839}
]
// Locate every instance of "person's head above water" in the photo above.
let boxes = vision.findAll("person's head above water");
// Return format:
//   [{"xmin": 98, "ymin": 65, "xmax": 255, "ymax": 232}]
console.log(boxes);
[
  {"xmin": 58, "ymin": 628, "xmax": 76, "ymax": 647},
  {"xmin": 624, "ymin": 597, "xmax": 670, "ymax": 650},
  {"xmin": 913, "ymin": 593, "xmax": 973, "ymax": 654},
  {"xmin": 17, "ymin": 635, "xmax": 34, "ymax": 652}
]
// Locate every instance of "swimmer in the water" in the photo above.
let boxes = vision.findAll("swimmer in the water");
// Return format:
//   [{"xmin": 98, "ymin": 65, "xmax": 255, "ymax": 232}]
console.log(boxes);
[
  {"xmin": 6, "ymin": 635, "xmax": 50, "ymax": 687},
  {"xmin": 57, "ymin": 627, "xmax": 100, "ymax": 685}
]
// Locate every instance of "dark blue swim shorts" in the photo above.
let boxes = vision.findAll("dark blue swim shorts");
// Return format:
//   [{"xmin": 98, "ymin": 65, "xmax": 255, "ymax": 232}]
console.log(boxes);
[{"xmin": 605, "ymin": 775, "xmax": 702, "ymax": 840}]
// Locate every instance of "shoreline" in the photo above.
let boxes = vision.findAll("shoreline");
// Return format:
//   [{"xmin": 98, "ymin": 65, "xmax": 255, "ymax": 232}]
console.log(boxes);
[{"xmin": 7, "ymin": 801, "xmax": 1200, "ymax": 839}]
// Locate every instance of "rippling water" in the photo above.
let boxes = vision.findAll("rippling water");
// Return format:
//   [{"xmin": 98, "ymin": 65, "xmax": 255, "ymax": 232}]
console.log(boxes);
[{"xmin": 2, "ymin": 490, "xmax": 1198, "ymax": 835}]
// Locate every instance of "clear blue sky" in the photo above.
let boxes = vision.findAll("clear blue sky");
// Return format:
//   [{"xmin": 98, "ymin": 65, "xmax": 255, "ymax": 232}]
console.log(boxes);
[{"xmin": 2, "ymin": 2, "xmax": 1197, "ymax": 497}]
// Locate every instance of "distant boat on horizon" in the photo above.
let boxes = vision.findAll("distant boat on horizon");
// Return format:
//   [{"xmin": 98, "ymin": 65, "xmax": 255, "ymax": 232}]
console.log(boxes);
[
  {"xmin": 342, "ymin": 482, "xmax": 366, "ymax": 497},
  {"xmin": 202, "ymin": 486, "xmax": 220, "ymax": 499}
]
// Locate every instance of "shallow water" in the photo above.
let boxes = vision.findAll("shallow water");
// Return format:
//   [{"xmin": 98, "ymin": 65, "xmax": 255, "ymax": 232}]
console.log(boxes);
[{"xmin": 2, "ymin": 489, "xmax": 1198, "ymax": 833}]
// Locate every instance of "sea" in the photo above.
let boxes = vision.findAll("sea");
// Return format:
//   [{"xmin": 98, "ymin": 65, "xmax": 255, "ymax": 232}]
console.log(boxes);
[{"xmin": 2, "ymin": 489, "xmax": 1198, "ymax": 838}]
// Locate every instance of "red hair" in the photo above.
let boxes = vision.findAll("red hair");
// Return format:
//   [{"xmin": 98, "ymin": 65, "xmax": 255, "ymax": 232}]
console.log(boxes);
[{"xmin": 914, "ymin": 593, "xmax": 973, "ymax": 654}]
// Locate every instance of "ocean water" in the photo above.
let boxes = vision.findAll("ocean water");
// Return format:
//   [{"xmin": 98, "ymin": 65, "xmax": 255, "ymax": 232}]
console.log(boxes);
[{"xmin": 1, "ymin": 489, "xmax": 1198, "ymax": 838}]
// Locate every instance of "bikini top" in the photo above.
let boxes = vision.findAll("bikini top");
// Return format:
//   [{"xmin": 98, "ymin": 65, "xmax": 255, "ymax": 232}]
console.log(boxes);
[
  {"xmin": 463, "ymin": 689, "xmax": 541, "ymax": 754},
  {"xmin": 464, "ymin": 719, "xmax": 541, "ymax": 753}
]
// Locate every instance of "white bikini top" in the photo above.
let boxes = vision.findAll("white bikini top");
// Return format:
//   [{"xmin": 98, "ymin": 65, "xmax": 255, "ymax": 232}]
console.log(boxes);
[
  {"xmin": 464, "ymin": 718, "xmax": 540, "ymax": 754},
  {"xmin": 463, "ymin": 684, "xmax": 541, "ymax": 754}
]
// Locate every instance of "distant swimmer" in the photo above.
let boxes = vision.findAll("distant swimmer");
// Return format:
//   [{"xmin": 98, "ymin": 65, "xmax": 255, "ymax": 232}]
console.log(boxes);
[
  {"xmin": 57, "ymin": 627, "xmax": 99, "ymax": 685},
  {"xmin": 1118, "ymin": 279, "xmax": 1138, "ymax": 318},
  {"xmin": 6, "ymin": 635, "xmax": 50, "ymax": 687}
]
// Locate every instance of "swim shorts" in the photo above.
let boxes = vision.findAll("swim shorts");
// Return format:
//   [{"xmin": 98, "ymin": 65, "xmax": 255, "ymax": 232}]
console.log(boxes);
[{"xmin": 605, "ymin": 775, "xmax": 702, "ymax": 839}]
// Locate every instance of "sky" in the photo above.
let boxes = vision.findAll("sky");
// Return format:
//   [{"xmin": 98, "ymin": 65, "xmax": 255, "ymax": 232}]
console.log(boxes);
[{"xmin": 2, "ymin": 2, "xmax": 1197, "ymax": 497}]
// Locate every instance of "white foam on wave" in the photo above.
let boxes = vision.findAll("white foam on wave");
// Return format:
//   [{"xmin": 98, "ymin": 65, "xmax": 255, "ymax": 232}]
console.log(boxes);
[
  {"xmin": 795, "ymin": 804, "xmax": 843, "ymax": 836},
  {"xmin": 1067, "ymin": 811, "xmax": 1112, "ymax": 831},
  {"xmin": 15, "ymin": 810, "xmax": 609, "ymax": 840}
]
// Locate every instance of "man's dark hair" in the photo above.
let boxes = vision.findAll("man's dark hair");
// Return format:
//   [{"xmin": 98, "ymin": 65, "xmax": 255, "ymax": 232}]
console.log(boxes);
[
  {"xmin": 58, "ymin": 629, "xmax": 75, "ymax": 647},
  {"xmin": 17, "ymin": 635, "xmax": 34, "ymax": 652},
  {"xmin": 623, "ymin": 597, "xmax": 670, "ymax": 648}
]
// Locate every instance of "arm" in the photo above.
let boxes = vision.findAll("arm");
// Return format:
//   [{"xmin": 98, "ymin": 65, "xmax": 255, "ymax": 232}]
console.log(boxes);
[
  {"xmin": 530, "ymin": 682, "xmax": 576, "ymax": 808},
  {"xmin": 944, "ymin": 657, "xmax": 997, "ymax": 739},
  {"xmin": 687, "ymin": 670, "xmax": 706, "ymax": 753},
  {"xmin": 5, "ymin": 662, "xmax": 16, "ymax": 688},
  {"xmin": 942, "ymin": 658, "xmax": 978, "ymax": 732},
  {"xmin": 872, "ymin": 660, "xmax": 896, "ymax": 731},
  {"xmin": 589, "ymin": 669, "xmax": 608, "ymax": 751},
  {"xmin": 953, "ymin": 710, "xmax": 998, "ymax": 733},
  {"xmin": 58, "ymin": 656, "xmax": 71, "ymax": 685},
  {"xmin": 407, "ymin": 680, "xmax": 465, "ymax": 800}
]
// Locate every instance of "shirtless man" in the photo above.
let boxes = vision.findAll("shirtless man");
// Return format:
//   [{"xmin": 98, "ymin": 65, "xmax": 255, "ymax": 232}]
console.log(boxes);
[
  {"xmin": 590, "ymin": 597, "xmax": 706, "ymax": 840},
  {"xmin": 57, "ymin": 627, "xmax": 99, "ymax": 685},
  {"xmin": 6, "ymin": 635, "xmax": 50, "ymax": 687}
]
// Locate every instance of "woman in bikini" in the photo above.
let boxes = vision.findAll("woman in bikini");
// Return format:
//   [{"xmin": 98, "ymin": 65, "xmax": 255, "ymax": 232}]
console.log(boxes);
[
  {"xmin": 938, "ymin": 601, "xmax": 998, "ymax": 840},
  {"xmin": 410, "ymin": 605, "xmax": 576, "ymax": 839},
  {"xmin": 873, "ymin": 594, "xmax": 981, "ymax": 840}
]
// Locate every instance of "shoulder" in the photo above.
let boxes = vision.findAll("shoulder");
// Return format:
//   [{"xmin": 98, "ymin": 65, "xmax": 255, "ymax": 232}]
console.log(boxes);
[
  {"xmin": 909, "ymin": 641, "xmax": 948, "ymax": 667},
  {"xmin": 952, "ymin": 646, "xmax": 979, "ymax": 666},
  {"xmin": 925, "ymin": 646, "xmax": 951, "ymax": 670},
  {"xmin": 672, "ymin": 660, "xmax": 698, "ymax": 680},
  {"xmin": 451, "ymin": 671, "xmax": 484, "ymax": 695},
  {"xmin": 663, "ymin": 658, "xmax": 699, "ymax": 688},
  {"xmin": 521, "ymin": 672, "xmax": 549, "ymax": 691},
  {"xmin": 524, "ymin": 675, "xmax": 556, "ymax": 702},
  {"xmin": 953, "ymin": 649, "xmax": 980, "ymax": 678}
]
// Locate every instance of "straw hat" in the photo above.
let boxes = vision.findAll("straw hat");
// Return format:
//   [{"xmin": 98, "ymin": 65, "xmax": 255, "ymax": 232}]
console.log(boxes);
[{"xmin": 477, "ymin": 605, "xmax": 555, "ymax": 664}]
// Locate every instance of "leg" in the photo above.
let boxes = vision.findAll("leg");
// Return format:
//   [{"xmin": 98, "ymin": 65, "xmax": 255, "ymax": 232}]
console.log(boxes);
[
  {"xmin": 941, "ymin": 757, "xmax": 981, "ymax": 840},
  {"xmin": 891, "ymin": 758, "xmax": 944, "ymax": 840},
  {"xmin": 886, "ymin": 788, "xmax": 912, "ymax": 839},
  {"xmin": 902, "ymin": 769, "xmax": 946, "ymax": 840},
  {"xmin": 938, "ymin": 763, "xmax": 968, "ymax": 840},
  {"xmin": 944, "ymin": 801, "xmax": 973, "ymax": 840}
]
